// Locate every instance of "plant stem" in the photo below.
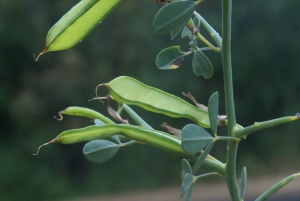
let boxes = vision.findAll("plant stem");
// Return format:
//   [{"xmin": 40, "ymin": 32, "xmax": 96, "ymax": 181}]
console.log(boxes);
[
  {"xmin": 193, "ymin": 11, "xmax": 222, "ymax": 47},
  {"xmin": 235, "ymin": 116, "xmax": 300, "ymax": 138},
  {"xmin": 222, "ymin": 0, "xmax": 240, "ymax": 200},
  {"xmin": 123, "ymin": 104, "xmax": 153, "ymax": 129},
  {"xmin": 255, "ymin": 173, "xmax": 300, "ymax": 201}
]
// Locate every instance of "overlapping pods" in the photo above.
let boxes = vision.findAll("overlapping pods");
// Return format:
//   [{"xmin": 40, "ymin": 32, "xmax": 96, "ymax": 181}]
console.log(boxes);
[{"xmin": 98, "ymin": 76, "xmax": 211, "ymax": 128}]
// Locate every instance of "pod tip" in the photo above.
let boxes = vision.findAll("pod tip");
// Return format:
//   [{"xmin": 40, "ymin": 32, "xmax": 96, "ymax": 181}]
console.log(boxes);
[
  {"xmin": 33, "ymin": 49, "xmax": 47, "ymax": 61},
  {"xmin": 54, "ymin": 112, "xmax": 63, "ymax": 121},
  {"xmin": 33, "ymin": 140, "xmax": 55, "ymax": 155}
]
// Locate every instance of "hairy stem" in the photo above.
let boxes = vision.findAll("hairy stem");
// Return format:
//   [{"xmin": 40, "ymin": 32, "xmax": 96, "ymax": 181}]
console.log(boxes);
[{"xmin": 222, "ymin": 0, "xmax": 240, "ymax": 200}]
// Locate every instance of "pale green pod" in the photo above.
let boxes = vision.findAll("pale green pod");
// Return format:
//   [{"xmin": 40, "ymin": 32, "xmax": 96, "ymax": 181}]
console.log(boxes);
[
  {"xmin": 36, "ymin": 0, "xmax": 123, "ymax": 59},
  {"xmin": 56, "ymin": 106, "xmax": 115, "ymax": 124},
  {"xmin": 35, "ymin": 124, "xmax": 225, "ymax": 174},
  {"xmin": 99, "ymin": 76, "xmax": 211, "ymax": 128}
]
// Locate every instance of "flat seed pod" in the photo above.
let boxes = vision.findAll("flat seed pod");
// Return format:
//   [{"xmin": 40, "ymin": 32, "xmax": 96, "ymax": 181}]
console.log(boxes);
[
  {"xmin": 56, "ymin": 106, "xmax": 115, "ymax": 124},
  {"xmin": 83, "ymin": 140, "xmax": 120, "ymax": 163},
  {"xmin": 153, "ymin": 1, "xmax": 196, "ymax": 36},
  {"xmin": 100, "ymin": 76, "xmax": 210, "ymax": 128},
  {"xmin": 181, "ymin": 124, "xmax": 213, "ymax": 155},
  {"xmin": 192, "ymin": 49, "xmax": 214, "ymax": 78},
  {"xmin": 36, "ymin": 0, "xmax": 123, "ymax": 59}
]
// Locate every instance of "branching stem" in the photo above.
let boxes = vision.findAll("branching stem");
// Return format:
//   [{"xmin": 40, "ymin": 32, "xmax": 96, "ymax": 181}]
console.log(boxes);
[{"xmin": 222, "ymin": 0, "xmax": 240, "ymax": 200}]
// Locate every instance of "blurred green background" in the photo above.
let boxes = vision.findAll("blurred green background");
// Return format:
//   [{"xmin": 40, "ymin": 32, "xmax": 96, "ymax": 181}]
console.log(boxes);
[{"xmin": 1, "ymin": 0, "xmax": 300, "ymax": 200}]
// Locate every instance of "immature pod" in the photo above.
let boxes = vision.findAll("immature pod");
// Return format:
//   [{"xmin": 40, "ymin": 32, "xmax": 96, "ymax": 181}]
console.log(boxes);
[
  {"xmin": 55, "ymin": 106, "xmax": 115, "ymax": 124},
  {"xmin": 34, "ymin": 124, "xmax": 225, "ymax": 174},
  {"xmin": 36, "ymin": 0, "xmax": 123, "ymax": 60},
  {"xmin": 98, "ymin": 76, "xmax": 211, "ymax": 128}
]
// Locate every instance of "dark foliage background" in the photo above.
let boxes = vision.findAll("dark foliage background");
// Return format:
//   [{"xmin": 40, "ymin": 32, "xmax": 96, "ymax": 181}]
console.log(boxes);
[{"xmin": 1, "ymin": 0, "xmax": 299, "ymax": 200}]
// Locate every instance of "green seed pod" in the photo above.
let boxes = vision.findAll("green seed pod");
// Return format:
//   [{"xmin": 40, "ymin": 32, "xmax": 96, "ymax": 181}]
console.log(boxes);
[
  {"xmin": 34, "ymin": 124, "xmax": 225, "ymax": 174},
  {"xmin": 98, "ymin": 76, "xmax": 211, "ymax": 128},
  {"xmin": 55, "ymin": 106, "xmax": 115, "ymax": 124},
  {"xmin": 36, "ymin": 0, "xmax": 123, "ymax": 60}
]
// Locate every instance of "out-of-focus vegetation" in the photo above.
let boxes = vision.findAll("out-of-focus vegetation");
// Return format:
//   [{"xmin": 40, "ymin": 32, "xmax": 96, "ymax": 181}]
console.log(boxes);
[{"xmin": 1, "ymin": 0, "xmax": 300, "ymax": 200}]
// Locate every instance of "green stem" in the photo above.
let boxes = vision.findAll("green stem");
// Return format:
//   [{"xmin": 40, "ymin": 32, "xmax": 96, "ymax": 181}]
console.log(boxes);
[
  {"xmin": 122, "ymin": 140, "xmax": 137, "ymax": 147},
  {"xmin": 215, "ymin": 136, "xmax": 239, "ymax": 142},
  {"xmin": 123, "ymin": 104, "xmax": 153, "ymax": 129},
  {"xmin": 222, "ymin": 0, "xmax": 240, "ymax": 200},
  {"xmin": 235, "ymin": 116, "xmax": 300, "ymax": 138},
  {"xmin": 193, "ymin": 11, "xmax": 222, "ymax": 47},
  {"xmin": 186, "ymin": 22, "xmax": 220, "ymax": 52},
  {"xmin": 195, "ymin": 172, "xmax": 221, "ymax": 180},
  {"xmin": 255, "ymin": 173, "xmax": 300, "ymax": 201},
  {"xmin": 196, "ymin": 32, "xmax": 221, "ymax": 52},
  {"xmin": 225, "ymin": 141, "xmax": 240, "ymax": 200}
]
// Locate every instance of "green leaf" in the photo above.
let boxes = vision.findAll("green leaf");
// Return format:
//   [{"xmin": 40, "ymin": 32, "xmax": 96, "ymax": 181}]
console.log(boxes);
[
  {"xmin": 181, "ymin": 124, "xmax": 213, "ymax": 155},
  {"xmin": 181, "ymin": 159, "xmax": 192, "ymax": 181},
  {"xmin": 83, "ymin": 140, "xmax": 120, "ymax": 163},
  {"xmin": 181, "ymin": 16, "xmax": 200, "ymax": 40},
  {"xmin": 94, "ymin": 119, "xmax": 105, "ymax": 126},
  {"xmin": 208, "ymin": 92, "xmax": 219, "ymax": 135},
  {"xmin": 153, "ymin": 1, "xmax": 196, "ymax": 36},
  {"xmin": 110, "ymin": 135, "xmax": 121, "ymax": 144},
  {"xmin": 184, "ymin": 182, "xmax": 195, "ymax": 201},
  {"xmin": 156, "ymin": 46, "xmax": 186, "ymax": 69},
  {"xmin": 192, "ymin": 140, "xmax": 214, "ymax": 174},
  {"xmin": 181, "ymin": 18, "xmax": 194, "ymax": 39},
  {"xmin": 239, "ymin": 167, "xmax": 247, "ymax": 200},
  {"xmin": 192, "ymin": 50, "xmax": 214, "ymax": 78},
  {"xmin": 180, "ymin": 173, "xmax": 194, "ymax": 199},
  {"xmin": 36, "ymin": 0, "xmax": 123, "ymax": 59}
]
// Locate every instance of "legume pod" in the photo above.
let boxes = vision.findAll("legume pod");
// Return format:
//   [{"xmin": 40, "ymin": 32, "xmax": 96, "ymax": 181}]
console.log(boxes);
[
  {"xmin": 36, "ymin": 0, "xmax": 123, "ymax": 59},
  {"xmin": 35, "ymin": 124, "xmax": 225, "ymax": 174},
  {"xmin": 56, "ymin": 106, "xmax": 115, "ymax": 124},
  {"xmin": 99, "ymin": 76, "xmax": 211, "ymax": 128}
]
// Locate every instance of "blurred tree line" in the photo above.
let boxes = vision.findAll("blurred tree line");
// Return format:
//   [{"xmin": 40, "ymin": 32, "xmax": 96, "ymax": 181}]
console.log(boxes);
[{"xmin": 0, "ymin": 0, "xmax": 300, "ymax": 200}]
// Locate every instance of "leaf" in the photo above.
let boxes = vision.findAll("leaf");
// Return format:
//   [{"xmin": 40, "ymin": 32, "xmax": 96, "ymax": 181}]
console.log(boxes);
[
  {"xmin": 208, "ymin": 92, "xmax": 219, "ymax": 135},
  {"xmin": 181, "ymin": 124, "xmax": 213, "ymax": 155},
  {"xmin": 94, "ymin": 119, "xmax": 105, "ymax": 126},
  {"xmin": 192, "ymin": 50, "xmax": 214, "ymax": 78},
  {"xmin": 83, "ymin": 140, "xmax": 120, "ymax": 163},
  {"xmin": 180, "ymin": 173, "xmax": 194, "ymax": 199},
  {"xmin": 36, "ymin": 0, "xmax": 123, "ymax": 60},
  {"xmin": 181, "ymin": 159, "xmax": 192, "ymax": 181},
  {"xmin": 239, "ymin": 167, "xmax": 247, "ymax": 200},
  {"xmin": 153, "ymin": 1, "xmax": 196, "ymax": 35},
  {"xmin": 156, "ymin": 46, "xmax": 186, "ymax": 69},
  {"xmin": 181, "ymin": 18, "xmax": 194, "ymax": 39},
  {"xmin": 184, "ymin": 182, "xmax": 195, "ymax": 201},
  {"xmin": 192, "ymin": 140, "xmax": 214, "ymax": 174},
  {"xmin": 110, "ymin": 135, "xmax": 121, "ymax": 144},
  {"xmin": 181, "ymin": 16, "xmax": 200, "ymax": 40}
]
